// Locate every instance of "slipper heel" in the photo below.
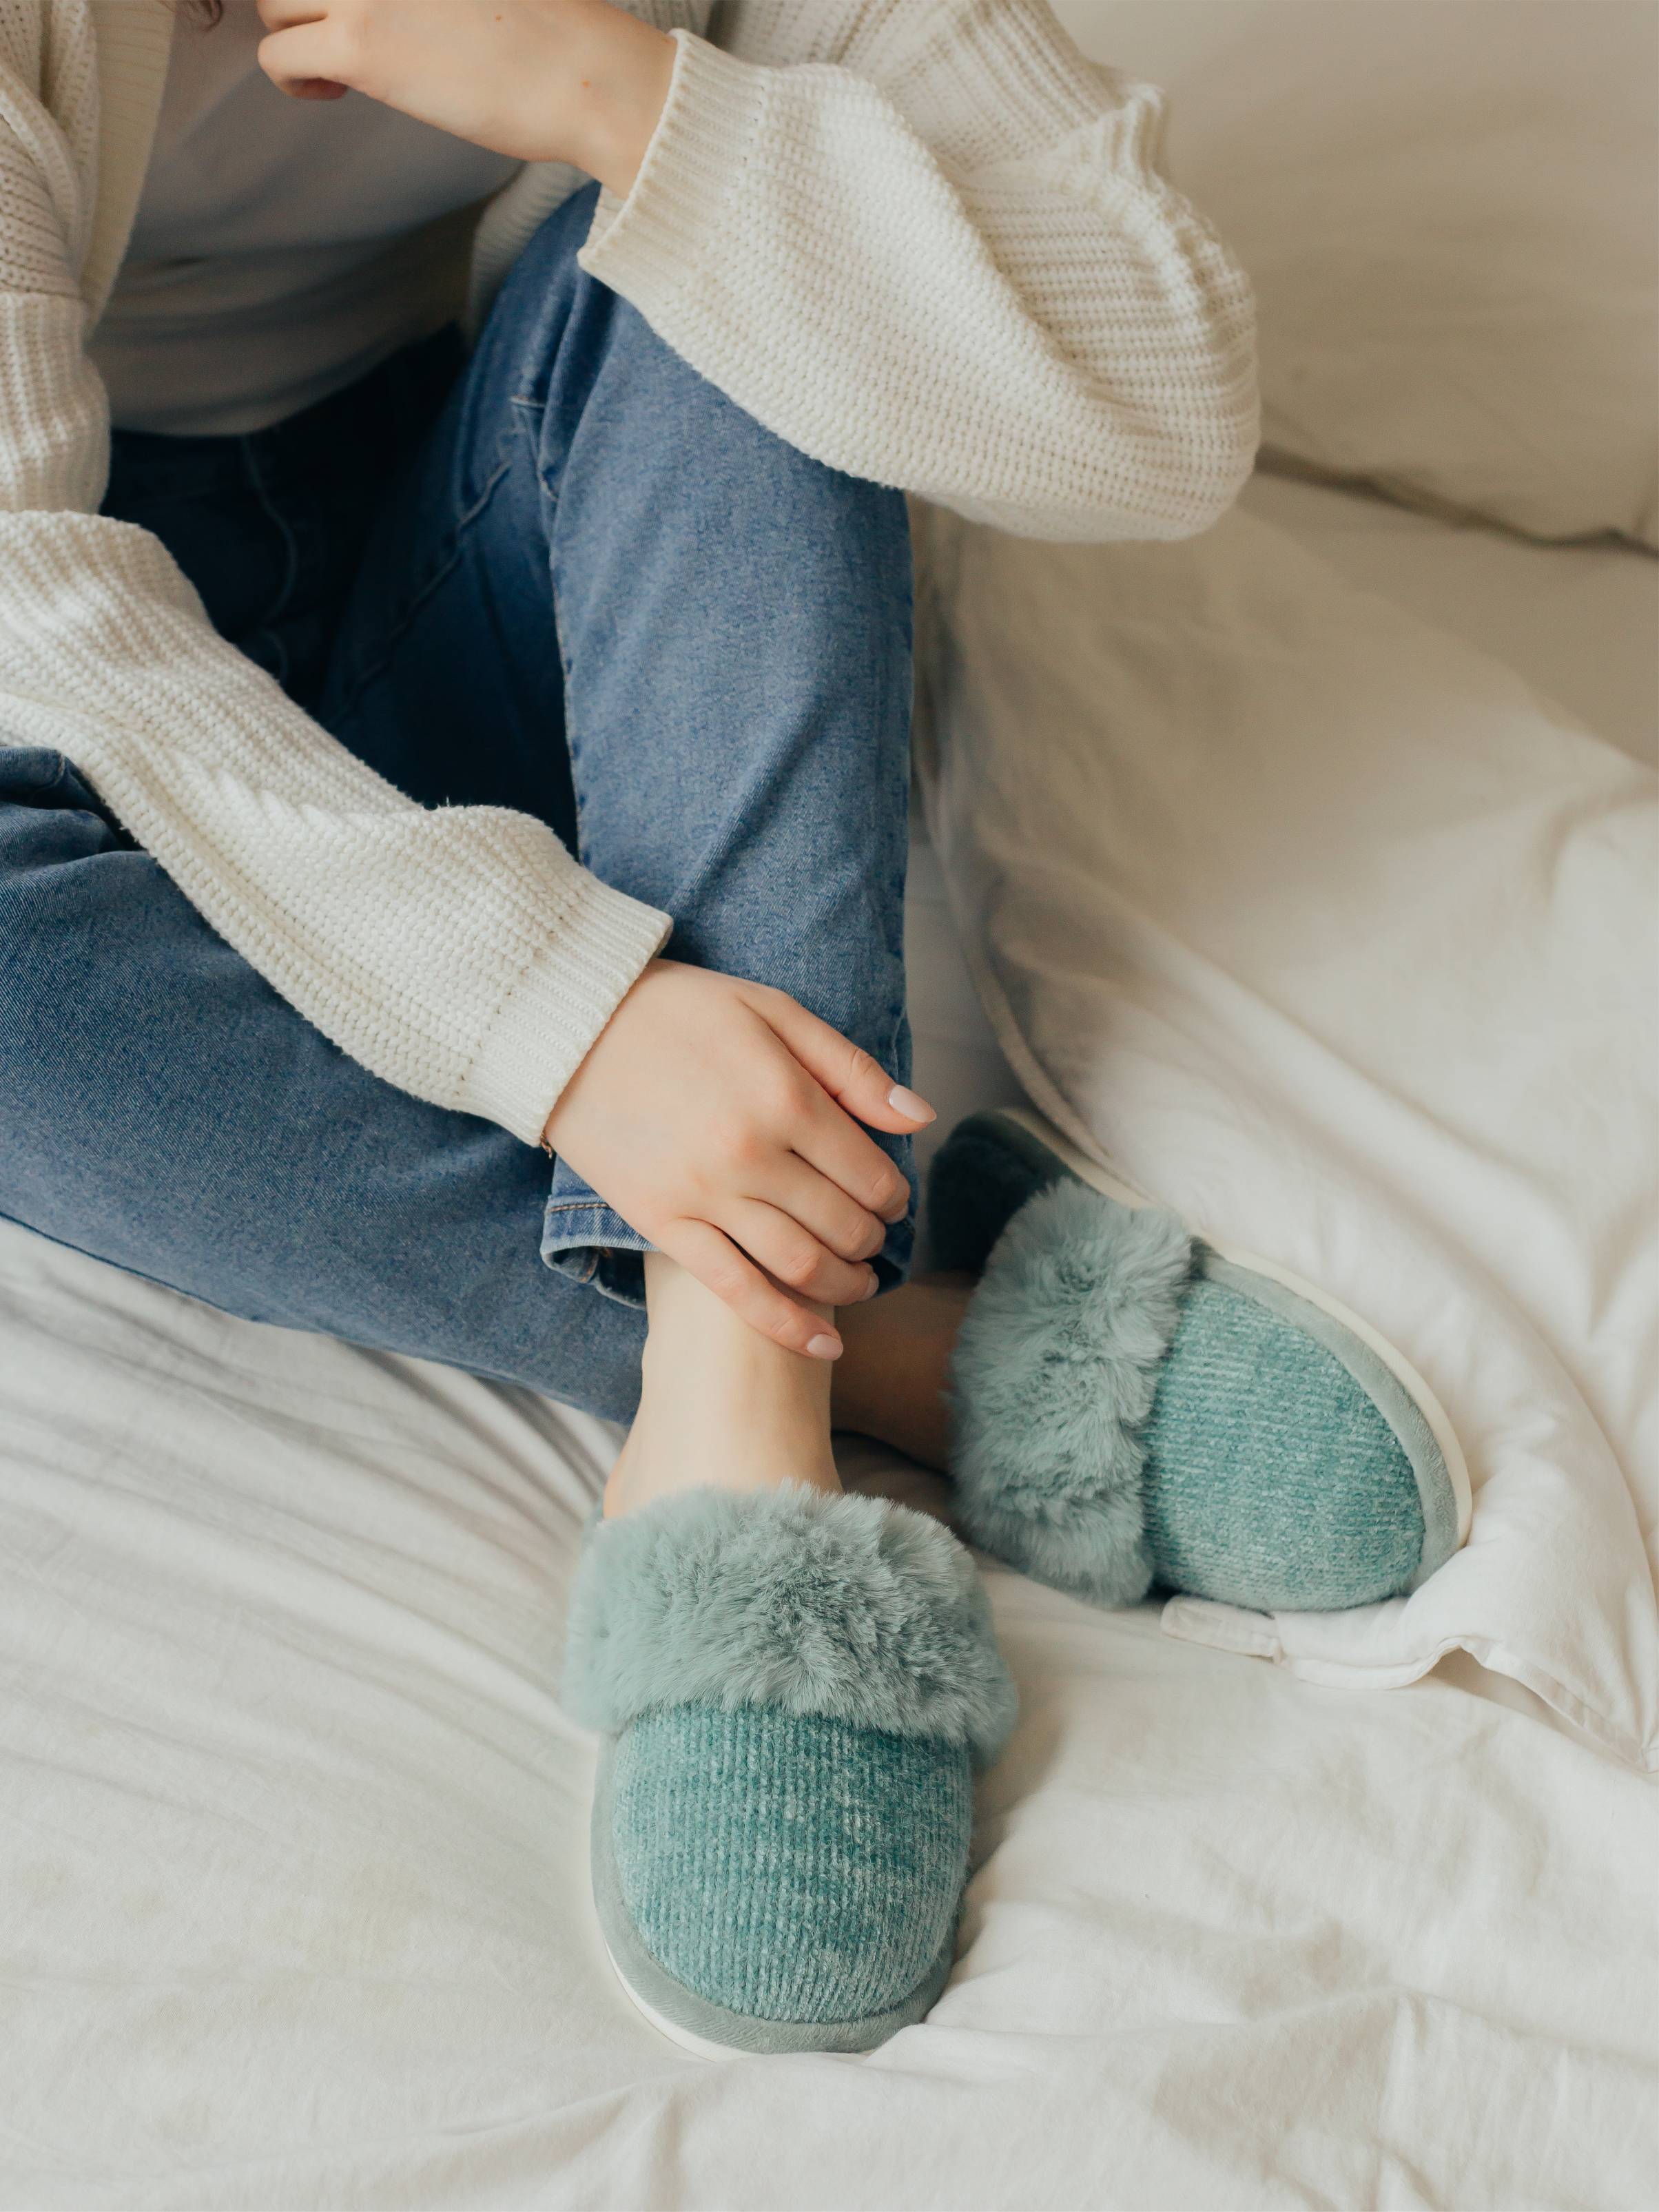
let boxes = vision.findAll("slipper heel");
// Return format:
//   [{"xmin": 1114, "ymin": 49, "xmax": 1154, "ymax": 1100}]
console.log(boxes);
[
  {"xmin": 563, "ymin": 1484, "xmax": 1016, "ymax": 2057},
  {"xmin": 936, "ymin": 1108, "xmax": 1470, "ymax": 1617}
]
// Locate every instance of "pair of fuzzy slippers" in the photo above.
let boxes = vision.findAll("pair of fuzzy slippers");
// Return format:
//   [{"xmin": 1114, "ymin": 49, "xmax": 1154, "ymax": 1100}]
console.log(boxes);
[{"xmin": 563, "ymin": 1107, "xmax": 1471, "ymax": 2059}]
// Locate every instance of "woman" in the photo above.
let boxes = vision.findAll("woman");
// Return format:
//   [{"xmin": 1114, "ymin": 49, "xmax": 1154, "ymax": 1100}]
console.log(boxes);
[
  {"xmin": 1, "ymin": 0, "xmax": 1257, "ymax": 1467},
  {"xmin": 3, "ymin": 0, "xmax": 1455, "ymax": 2057}
]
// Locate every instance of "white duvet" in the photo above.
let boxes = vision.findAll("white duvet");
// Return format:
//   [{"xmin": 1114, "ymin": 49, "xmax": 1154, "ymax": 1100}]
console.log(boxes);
[
  {"xmin": 914, "ymin": 494, "xmax": 1658, "ymax": 1775},
  {"xmin": 2, "ymin": 1214, "xmax": 1655, "ymax": 2211}
]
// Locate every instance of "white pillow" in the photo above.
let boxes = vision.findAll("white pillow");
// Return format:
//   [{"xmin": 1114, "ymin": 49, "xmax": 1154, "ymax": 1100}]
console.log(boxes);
[
  {"xmin": 1054, "ymin": 0, "xmax": 1658, "ymax": 546},
  {"xmin": 912, "ymin": 497, "xmax": 1659, "ymax": 1766}
]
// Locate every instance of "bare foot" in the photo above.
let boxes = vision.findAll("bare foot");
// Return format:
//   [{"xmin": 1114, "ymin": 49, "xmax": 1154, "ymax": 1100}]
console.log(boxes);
[
  {"xmin": 831, "ymin": 1272, "xmax": 975, "ymax": 1472},
  {"xmin": 605, "ymin": 1251, "xmax": 842, "ymax": 1518}
]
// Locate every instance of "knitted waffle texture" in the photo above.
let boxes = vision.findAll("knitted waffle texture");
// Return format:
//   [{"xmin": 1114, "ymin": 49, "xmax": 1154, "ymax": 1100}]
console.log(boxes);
[
  {"xmin": 1142, "ymin": 1278, "xmax": 1425, "ymax": 1611},
  {"xmin": 566, "ymin": 1486, "xmax": 1012, "ymax": 2035},
  {"xmin": 2, "ymin": 0, "xmax": 1255, "ymax": 1144},
  {"xmin": 612, "ymin": 1704, "xmax": 971, "ymax": 2023}
]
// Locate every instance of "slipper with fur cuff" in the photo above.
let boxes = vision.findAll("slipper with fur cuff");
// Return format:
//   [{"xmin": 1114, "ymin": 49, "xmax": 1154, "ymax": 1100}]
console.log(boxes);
[
  {"xmin": 561, "ymin": 1482, "xmax": 1018, "ymax": 2058},
  {"xmin": 931, "ymin": 1107, "xmax": 1470, "ymax": 1615}
]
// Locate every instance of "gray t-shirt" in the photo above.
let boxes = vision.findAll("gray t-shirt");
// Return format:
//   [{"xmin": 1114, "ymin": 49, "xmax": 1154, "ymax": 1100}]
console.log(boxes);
[{"xmin": 92, "ymin": 0, "xmax": 519, "ymax": 435}]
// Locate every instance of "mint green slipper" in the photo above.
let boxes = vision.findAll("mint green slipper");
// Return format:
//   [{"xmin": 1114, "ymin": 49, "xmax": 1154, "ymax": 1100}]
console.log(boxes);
[
  {"xmin": 561, "ymin": 1483, "xmax": 1017, "ymax": 2058},
  {"xmin": 931, "ymin": 1108, "xmax": 1470, "ymax": 1615}
]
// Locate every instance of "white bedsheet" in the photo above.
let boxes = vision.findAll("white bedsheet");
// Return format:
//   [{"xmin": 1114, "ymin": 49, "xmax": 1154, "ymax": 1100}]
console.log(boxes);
[
  {"xmin": 2, "ymin": 1216, "xmax": 1655, "ymax": 2210},
  {"xmin": 907, "ymin": 477, "xmax": 1658, "ymax": 1190},
  {"xmin": 1238, "ymin": 473, "xmax": 1659, "ymax": 769},
  {"xmin": 914, "ymin": 480, "xmax": 1657, "ymax": 1769},
  {"xmin": 3, "ymin": 481, "xmax": 1655, "ymax": 2204}
]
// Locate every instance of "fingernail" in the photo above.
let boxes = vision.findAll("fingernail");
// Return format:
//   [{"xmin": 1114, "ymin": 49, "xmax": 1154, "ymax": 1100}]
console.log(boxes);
[
  {"xmin": 887, "ymin": 1084, "xmax": 936, "ymax": 1125},
  {"xmin": 861, "ymin": 1268, "xmax": 880, "ymax": 1300},
  {"xmin": 805, "ymin": 1333, "xmax": 843, "ymax": 1360}
]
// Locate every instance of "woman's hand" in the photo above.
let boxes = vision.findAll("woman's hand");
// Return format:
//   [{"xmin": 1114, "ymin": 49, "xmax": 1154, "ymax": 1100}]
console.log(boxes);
[
  {"xmin": 542, "ymin": 961, "xmax": 936, "ymax": 1361},
  {"xmin": 257, "ymin": 0, "xmax": 676, "ymax": 197}
]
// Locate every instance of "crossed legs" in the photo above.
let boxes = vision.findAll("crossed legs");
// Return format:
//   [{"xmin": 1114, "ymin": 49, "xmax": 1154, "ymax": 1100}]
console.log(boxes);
[{"xmin": 1, "ymin": 185, "xmax": 952, "ymax": 1496}]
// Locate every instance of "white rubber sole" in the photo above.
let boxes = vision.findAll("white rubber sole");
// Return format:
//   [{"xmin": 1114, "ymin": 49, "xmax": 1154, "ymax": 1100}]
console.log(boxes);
[
  {"xmin": 605, "ymin": 1942, "xmax": 874, "ymax": 2064},
  {"xmin": 995, "ymin": 1105, "xmax": 1473, "ymax": 1549},
  {"xmin": 606, "ymin": 1943, "xmax": 740, "ymax": 2062}
]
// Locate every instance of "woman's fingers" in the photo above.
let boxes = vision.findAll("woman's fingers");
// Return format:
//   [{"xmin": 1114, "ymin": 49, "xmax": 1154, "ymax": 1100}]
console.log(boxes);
[
  {"xmin": 279, "ymin": 74, "xmax": 353, "ymax": 100},
  {"xmin": 256, "ymin": 0, "xmax": 329, "ymax": 25},
  {"xmin": 660, "ymin": 1219, "xmax": 843, "ymax": 1361},
  {"xmin": 538, "ymin": 962, "xmax": 917, "ymax": 1357},
  {"xmin": 251, "ymin": 0, "xmax": 672, "ymax": 176},
  {"xmin": 751, "ymin": 989, "xmax": 936, "ymax": 1137},
  {"xmin": 762, "ymin": 1159, "xmax": 889, "ymax": 1265},
  {"xmin": 746, "ymin": 987, "xmax": 929, "ymax": 1221},
  {"xmin": 719, "ymin": 1200, "xmax": 877, "ymax": 1308},
  {"xmin": 784, "ymin": 1082, "xmax": 910, "ymax": 1225},
  {"xmin": 258, "ymin": 24, "xmax": 353, "ymax": 97}
]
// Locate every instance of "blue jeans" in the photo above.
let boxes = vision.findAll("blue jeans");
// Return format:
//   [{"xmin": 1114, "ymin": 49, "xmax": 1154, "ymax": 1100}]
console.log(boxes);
[{"xmin": 0, "ymin": 187, "xmax": 914, "ymax": 1423}]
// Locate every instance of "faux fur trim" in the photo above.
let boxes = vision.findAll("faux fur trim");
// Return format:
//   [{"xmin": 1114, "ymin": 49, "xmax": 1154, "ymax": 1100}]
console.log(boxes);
[
  {"xmin": 948, "ymin": 1179, "xmax": 1193, "ymax": 1606},
  {"xmin": 561, "ymin": 1485, "xmax": 1017, "ymax": 1766}
]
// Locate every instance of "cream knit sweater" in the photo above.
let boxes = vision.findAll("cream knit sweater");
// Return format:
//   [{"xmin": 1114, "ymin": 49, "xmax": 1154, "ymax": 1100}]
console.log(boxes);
[{"xmin": 0, "ymin": 0, "xmax": 1257, "ymax": 1146}]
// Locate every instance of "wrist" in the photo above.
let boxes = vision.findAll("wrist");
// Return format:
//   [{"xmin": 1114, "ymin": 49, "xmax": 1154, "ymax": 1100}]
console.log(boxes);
[
  {"xmin": 548, "ymin": 6, "xmax": 675, "ymax": 196},
  {"xmin": 540, "ymin": 955, "xmax": 666, "ymax": 1153}
]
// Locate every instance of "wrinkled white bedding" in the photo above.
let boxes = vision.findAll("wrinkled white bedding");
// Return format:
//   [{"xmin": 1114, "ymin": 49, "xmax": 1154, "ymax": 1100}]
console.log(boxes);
[
  {"xmin": 906, "ymin": 475, "xmax": 1659, "ymax": 1187},
  {"xmin": 2, "ymin": 1214, "xmax": 1656, "ymax": 2211},
  {"xmin": 2, "ymin": 481, "xmax": 1655, "ymax": 2205},
  {"xmin": 915, "ymin": 487, "xmax": 1657, "ymax": 1772},
  {"xmin": 1237, "ymin": 473, "xmax": 1659, "ymax": 769}
]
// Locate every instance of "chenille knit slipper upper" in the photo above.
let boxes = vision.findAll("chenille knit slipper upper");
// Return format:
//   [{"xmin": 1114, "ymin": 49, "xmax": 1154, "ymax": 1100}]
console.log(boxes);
[
  {"xmin": 931, "ymin": 1107, "xmax": 1470, "ymax": 1616},
  {"xmin": 561, "ymin": 1482, "xmax": 1016, "ymax": 2058}
]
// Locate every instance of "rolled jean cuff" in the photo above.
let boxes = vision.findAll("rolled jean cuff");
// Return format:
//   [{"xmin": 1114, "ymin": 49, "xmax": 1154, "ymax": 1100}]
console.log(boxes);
[
  {"xmin": 539, "ymin": 1163, "xmax": 918, "ymax": 1313},
  {"xmin": 541, "ymin": 1170, "xmax": 653, "ymax": 1310}
]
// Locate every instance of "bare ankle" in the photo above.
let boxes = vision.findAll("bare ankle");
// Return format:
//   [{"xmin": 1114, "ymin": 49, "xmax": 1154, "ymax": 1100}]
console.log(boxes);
[
  {"xmin": 830, "ymin": 1273, "xmax": 974, "ymax": 1472},
  {"xmin": 605, "ymin": 1253, "xmax": 841, "ymax": 1518}
]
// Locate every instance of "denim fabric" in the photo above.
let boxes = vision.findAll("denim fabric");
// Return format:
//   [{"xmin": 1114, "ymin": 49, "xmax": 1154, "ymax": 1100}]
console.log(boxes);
[{"xmin": 0, "ymin": 185, "xmax": 914, "ymax": 1420}]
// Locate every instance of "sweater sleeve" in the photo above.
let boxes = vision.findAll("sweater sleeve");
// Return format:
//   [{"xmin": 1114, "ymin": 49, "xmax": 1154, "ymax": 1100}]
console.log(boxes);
[
  {"xmin": 577, "ymin": 3, "xmax": 1258, "ymax": 543},
  {"xmin": 0, "ymin": 12, "xmax": 669, "ymax": 1148}
]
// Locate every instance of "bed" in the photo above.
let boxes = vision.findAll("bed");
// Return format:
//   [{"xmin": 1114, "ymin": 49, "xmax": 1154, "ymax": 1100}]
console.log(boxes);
[{"xmin": 3, "ymin": 3, "xmax": 1655, "ymax": 2206}]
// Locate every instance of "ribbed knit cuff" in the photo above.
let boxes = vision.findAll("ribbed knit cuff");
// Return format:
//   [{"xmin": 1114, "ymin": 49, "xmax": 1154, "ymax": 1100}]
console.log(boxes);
[
  {"xmin": 577, "ymin": 30, "xmax": 772, "ymax": 326},
  {"xmin": 457, "ymin": 872, "xmax": 670, "ymax": 1146}
]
